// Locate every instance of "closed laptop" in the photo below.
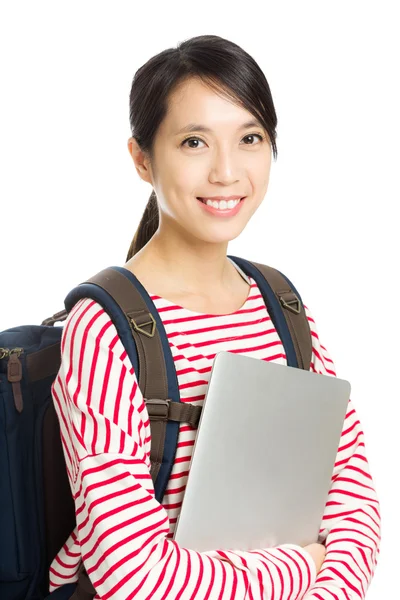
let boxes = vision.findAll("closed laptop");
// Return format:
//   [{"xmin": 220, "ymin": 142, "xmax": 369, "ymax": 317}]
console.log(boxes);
[{"xmin": 173, "ymin": 351, "xmax": 351, "ymax": 552}]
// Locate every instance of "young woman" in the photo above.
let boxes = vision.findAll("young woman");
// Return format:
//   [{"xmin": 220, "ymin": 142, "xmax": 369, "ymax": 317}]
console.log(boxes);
[{"xmin": 49, "ymin": 35, "xmax": 381, "ymax": 600}]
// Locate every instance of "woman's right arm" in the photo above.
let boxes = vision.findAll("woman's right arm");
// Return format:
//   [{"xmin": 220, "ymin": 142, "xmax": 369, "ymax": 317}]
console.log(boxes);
[{"xmin": 51, "ymin": 297, "xmax": 318, "ymax": 600}]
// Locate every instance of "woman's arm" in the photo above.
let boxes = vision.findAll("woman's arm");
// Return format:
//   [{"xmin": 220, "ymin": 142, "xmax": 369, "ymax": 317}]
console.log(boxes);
[
  {"xmin": 301, "ymin": 305, "xmax": 381, "ymax": 600},
  {"xmin": 49, "ymin": 297, "xmax": 318, "ymax": 600}
]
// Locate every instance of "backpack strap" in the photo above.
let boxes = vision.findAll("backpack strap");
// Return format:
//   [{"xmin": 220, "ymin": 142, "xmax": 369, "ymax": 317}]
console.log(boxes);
[
  {"xmin": 64, "ymin": 266, "xmax": 202, "ymax": 501},
  {"xmin": 227, "ymin": 256, "xmax": 312, "ymax": 370},
  {"xmin": 63, "ymin": 266, "xmax": 204, "ymax": 600},
  {"xmin": 250, "ymin": 260, "xmax": 312, "ymax": 370}
]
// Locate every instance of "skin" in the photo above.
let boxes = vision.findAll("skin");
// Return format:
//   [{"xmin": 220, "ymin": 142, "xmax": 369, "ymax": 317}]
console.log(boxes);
[
  {"xmin": 125, "ymin": 75, "xmax": 326, "ymax": 570},
  {"xmin": 125, "ymin": 76, "xmax": 272, "ymax": 314}
]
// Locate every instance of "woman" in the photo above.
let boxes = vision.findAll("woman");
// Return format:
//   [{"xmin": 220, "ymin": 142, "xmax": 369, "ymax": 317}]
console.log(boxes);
[{"xmin": 49, "ymin": 35, "xmax": 381, "ymax": 599}]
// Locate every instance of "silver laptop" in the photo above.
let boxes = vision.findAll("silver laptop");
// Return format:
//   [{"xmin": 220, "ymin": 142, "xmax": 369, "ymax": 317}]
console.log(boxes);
[{"xmin": 173, "ymin": 351, "xmax": 351, "ymax": 552}]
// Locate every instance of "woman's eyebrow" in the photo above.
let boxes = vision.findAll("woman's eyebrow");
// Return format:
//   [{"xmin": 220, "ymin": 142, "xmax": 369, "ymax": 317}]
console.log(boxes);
[{"xmin": 175, "ymin": 119, "xmax": 263, "ymax": 135}]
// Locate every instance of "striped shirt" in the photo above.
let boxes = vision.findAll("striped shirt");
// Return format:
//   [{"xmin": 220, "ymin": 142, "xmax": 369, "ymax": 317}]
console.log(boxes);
[{"xmin": 49, "ymin": 273, "xmax": 381, "ymax": 599}]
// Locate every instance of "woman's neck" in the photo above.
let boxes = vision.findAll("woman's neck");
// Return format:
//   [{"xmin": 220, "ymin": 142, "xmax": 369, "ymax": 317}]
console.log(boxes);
[
  {"xmin": 123, "ymin": 231, "xmax": 251, "ymax": 315},
  {"xmin": 127, "ymin": 232, "xmax": 234, "ymax": 296}
]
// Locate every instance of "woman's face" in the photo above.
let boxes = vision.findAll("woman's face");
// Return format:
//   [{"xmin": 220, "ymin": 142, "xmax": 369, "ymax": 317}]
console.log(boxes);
[{"xmin": 129, "ymin": 77, "xmax": 272, "ymax": 246}]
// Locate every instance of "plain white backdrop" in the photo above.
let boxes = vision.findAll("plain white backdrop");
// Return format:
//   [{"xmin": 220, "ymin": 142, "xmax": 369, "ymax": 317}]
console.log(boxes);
[{"xmin": 1, "ymin": 1, "xmax": 398, "ymax": 597}]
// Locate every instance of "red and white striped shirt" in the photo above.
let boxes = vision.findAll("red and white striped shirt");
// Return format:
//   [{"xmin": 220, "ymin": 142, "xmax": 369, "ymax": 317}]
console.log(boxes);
[{"xmin": 49, "ymin": 274, "xmax": 381, "ymax": 599}]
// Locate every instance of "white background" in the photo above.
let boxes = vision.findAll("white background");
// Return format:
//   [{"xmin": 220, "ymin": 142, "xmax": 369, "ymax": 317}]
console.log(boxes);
[{"xmin": 1, "ymin": 1, "xmax": 398, "ymax": 597}]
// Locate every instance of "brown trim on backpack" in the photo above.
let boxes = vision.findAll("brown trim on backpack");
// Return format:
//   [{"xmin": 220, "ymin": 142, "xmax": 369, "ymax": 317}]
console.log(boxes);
[
  {"xmin": 67, "ymin": 268, "xmax": 204, "ymax": 598},
  {"xmin": 26, "ymin": 343, "xmax": 61, "ymax": 382},
  {"xmin": 42, "ymin": 401, "xmax": 76, "ymax": 575},
  {"xmin": 249, "ymin": 262, "xmax": 312, "ymax": 370}
]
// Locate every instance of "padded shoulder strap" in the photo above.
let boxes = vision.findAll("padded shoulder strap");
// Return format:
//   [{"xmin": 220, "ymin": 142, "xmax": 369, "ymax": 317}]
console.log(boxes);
[
  {"xmin": 251, "ymin": 261, "xmax": 312, "ymax": 370},
  {"xmin": 62, "ymin": 266, "xmax": 202, "ymax": 499},
  {"xmin": 85, "ymin": 267, "xmax": 168, "ymax": 398},
  {"xmin": 228, "ymin": 256, "xmax": 312, "ymax": 370}
]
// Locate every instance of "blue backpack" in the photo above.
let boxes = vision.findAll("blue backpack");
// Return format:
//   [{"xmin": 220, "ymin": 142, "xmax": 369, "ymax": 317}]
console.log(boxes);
[{"xmin": 0, "ymin": 256, "xmax": 312, "ymax": 600}]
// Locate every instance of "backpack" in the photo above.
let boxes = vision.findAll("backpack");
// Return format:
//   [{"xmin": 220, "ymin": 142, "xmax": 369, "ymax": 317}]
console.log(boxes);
[{"xmin": 0, "ymin": 256, "xmax": 312, "ymax": 600}]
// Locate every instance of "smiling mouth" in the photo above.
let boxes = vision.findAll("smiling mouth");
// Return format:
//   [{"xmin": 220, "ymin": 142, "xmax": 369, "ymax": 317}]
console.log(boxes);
[{"xmin": 196, "ymin": 197, "xmax": 245, "ymax": 205}]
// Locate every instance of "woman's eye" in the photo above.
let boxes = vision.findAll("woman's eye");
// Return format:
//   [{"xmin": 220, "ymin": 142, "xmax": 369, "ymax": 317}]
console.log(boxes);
[
  {"xmin": 242, "ymin": 133, "xmax": 264, "ymax": 145},
  {"xmin": 181, "ymin": 133, "xmax": 264, "ymax": 149},
  {"xmin": 181, "ymin": 137, "xmax": 206, "ymax": 149}
]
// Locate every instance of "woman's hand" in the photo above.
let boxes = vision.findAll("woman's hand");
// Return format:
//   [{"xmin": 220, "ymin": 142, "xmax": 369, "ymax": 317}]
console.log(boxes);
[{"xmin": 302, "ymin": 543, "xmax": 326, "ymax": 573}]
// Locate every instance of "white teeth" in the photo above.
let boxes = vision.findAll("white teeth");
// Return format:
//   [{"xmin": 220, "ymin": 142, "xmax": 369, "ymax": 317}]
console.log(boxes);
[{"xmin": 204, "ymin": 198, "xmax": 240, "ymax": 210}]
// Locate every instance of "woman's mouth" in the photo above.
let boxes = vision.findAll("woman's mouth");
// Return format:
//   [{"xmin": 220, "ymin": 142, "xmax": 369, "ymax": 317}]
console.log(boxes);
[{"xmin": 196, "ymin": 197, "xmax": 246, "ymax": 217}]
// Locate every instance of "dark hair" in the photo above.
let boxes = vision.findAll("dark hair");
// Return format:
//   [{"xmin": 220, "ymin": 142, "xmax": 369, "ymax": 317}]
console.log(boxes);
[{"xmin": 126, "ymin": 34, "xmax": 278, "ymax": 262}]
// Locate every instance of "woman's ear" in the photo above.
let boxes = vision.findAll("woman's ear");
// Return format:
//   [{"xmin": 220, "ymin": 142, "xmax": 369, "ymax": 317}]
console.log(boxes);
[{"xmin": 127, "ymin": 136, "xmax": 153, "ymax": 185}]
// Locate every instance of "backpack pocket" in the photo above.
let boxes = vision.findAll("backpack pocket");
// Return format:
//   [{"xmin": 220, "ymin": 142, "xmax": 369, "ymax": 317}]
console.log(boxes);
[
  {"xmin": 0, "ymin": 362, "xmax": 44, "ymax": 598},
  {"xmin": 0, "ymin": 383, "xmax": 33, "ymax": 580}
]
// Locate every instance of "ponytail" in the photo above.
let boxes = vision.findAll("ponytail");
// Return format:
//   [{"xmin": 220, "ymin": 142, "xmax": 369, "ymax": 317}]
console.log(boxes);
[{"xmin": 126, "ymin": 190, "xmax": 159, "ymax": 261}]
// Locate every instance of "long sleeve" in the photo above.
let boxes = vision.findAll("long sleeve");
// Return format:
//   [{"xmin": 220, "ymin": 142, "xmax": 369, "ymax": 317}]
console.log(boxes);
[
  {"xmin": 302, "ymin": 305, "xmax": 381, "ymax": 600},
  {"xmin": 49, "ymin": 297, "xmax": 317, "ymax": 600}
]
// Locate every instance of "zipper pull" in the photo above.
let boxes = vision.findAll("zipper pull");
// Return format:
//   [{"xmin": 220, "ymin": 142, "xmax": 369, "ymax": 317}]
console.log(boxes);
[
  {"xmin": 0, "ymin": 348, "xmax": 11, "ymax": 359},
  {"xmin": 7, "ymin": 351, "xmax": 23, "ymax": 413}
]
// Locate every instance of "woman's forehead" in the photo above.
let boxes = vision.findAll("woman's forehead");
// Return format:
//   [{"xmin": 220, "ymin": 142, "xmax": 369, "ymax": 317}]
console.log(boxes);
[{"xmin": 163, "ymin": 82, "xmax": 258, "ymax": 136}]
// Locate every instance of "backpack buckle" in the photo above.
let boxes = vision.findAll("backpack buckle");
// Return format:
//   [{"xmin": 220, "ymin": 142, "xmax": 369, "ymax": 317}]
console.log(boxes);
[
  {"xmin": 279, "ymin": 292, "xmax": 301, "ymax": 314},
  {"xmin": 41, "ymin": 309, "xmax": 69, "ymax": 327},
  {"xmin": 145, "ymin": 398, "xmax": 170, "ymax": 420},
  {"xmin": 130, "ymin": 312, "xmax": 156, "ymax": 338}
]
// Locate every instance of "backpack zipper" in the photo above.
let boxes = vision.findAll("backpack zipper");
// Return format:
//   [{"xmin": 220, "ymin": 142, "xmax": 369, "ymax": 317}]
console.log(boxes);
[
  {"xmin": 1, "ymin": 348, "xmax": 25, "ymax": 413},
  {"xmin": 0, "ymin": 347, "xmax": 12, "ymax": 359}
]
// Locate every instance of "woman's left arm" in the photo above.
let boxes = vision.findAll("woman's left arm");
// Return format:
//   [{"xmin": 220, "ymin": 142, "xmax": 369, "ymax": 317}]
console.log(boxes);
[{"xmin": 302, "ymin": 304, "xmax": 381, "ymax": 600}]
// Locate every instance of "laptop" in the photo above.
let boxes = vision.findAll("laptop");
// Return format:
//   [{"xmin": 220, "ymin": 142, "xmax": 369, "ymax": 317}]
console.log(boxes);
[{"xmin": 173, "ymin": 351, "xmax": 351, "ymax": 552}]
